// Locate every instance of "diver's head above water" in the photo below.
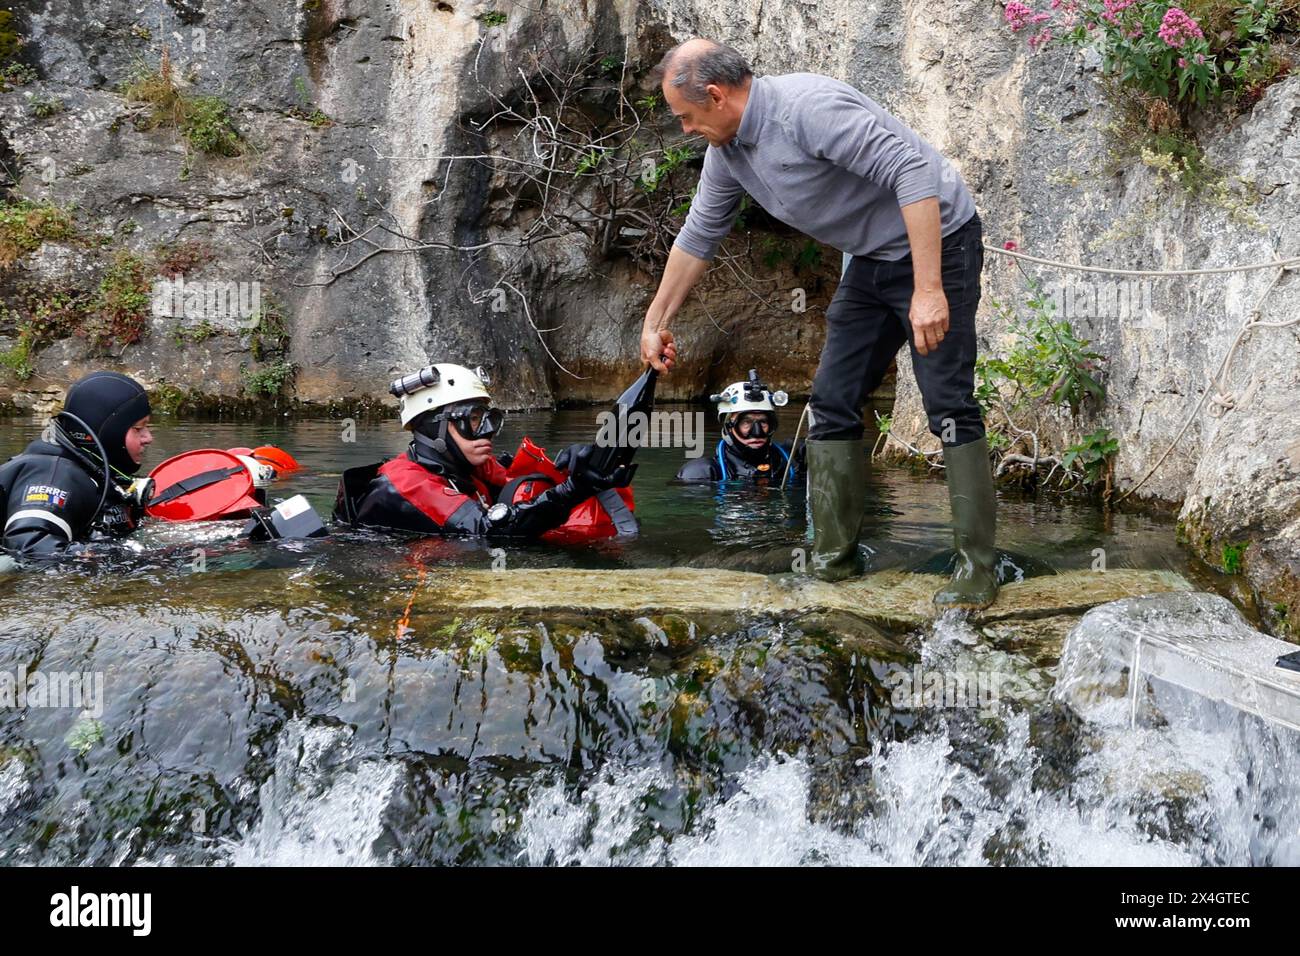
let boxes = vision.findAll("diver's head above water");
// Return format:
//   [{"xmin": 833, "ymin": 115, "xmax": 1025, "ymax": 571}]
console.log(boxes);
[
  {"xmin": 727, "ymin": 410, "xmax": 776, "ymax": 452},
  {"xmin": 711, "ymin": 370, "xmax": 788, "ymax": 462},
  {"xmin": 56, "ymin": 371, "xmax": 153, "ymax": 480},
  {"xmin": 391, "ymin": 363, "xmax": 504, "ymax": 474}
]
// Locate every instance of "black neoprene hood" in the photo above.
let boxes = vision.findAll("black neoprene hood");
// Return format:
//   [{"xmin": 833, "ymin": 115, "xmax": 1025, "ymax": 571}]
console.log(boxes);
[{"xmin": 61, "ymin": 371, "xmax": 152, "ymax": 477}]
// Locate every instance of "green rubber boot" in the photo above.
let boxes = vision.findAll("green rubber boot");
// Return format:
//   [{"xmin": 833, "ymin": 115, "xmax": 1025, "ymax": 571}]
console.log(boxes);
[
  {"xmin": 934, "ymin": 435, "xmax": 999, "ymax": 610},
  {"xmin": 806, "ymin": 438, "xmax": 868, "ymax": 582}
]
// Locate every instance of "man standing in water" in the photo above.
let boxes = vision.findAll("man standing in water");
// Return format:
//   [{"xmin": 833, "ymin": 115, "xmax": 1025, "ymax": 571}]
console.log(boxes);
[{"xmin": 639, "ymin": 38, "xmax": 997, "ymax": 609}]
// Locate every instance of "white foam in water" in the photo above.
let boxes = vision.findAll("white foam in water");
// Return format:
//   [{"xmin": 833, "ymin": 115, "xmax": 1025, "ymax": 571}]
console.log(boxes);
[
  {"xmin": 514, "ymin": 706, "xmax": 1251, "ymax": 866},
  {"xmin": 242, "ymin": 692, "xmax": 1288, "ymax": 867},
  {"xmin": 669, "ymin": 760, "xmax": 881, "ymax": 866},
  {"xmin": 520, "ymin": 764, "xmax": 671, "ymax": 866},
  {"xmin": 1056, "ymin": 593, "xmax": 1300, "ymax": 865},
  {"xmin": 858, "ymin": 729, "xmax": 994, "ymax": 865},
  {"xmin": 519, "ymin": 759, "xmax": 879, "ymax": 866},
  {"xmin": 224, "ymin": 720, "xmax": 399, "ymax": 866},
  {"xmin": 853, "ymin": 713, "xmax": 1197, "ymax": 866},
  {"xmin": 194, "ymin": 698, "xmax": 1293, "ymax": 867},
  {"xmin": 217, "ymin": 595, "xmax": 1298, "ymax": 867},
  {"xmin": 1087, "ymin": 717, "xmax": 1299, "ymax": 865}
]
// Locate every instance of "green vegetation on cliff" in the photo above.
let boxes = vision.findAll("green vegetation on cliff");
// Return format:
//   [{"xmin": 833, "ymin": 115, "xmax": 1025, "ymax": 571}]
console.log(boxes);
[
  {"xmin": 121, "ymin": 49, "xmax": 243, "ymax": 158},
  {"xmin": 0, "ymin": 200, "xmax": 77, "ymax": 266}
]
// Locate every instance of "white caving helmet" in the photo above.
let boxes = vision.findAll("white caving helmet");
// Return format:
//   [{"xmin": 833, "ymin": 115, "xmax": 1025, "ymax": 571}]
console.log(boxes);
[
  {"xmin": 390, "ymin": 363, "xmax": 493, "ymax": 429},
  {"xmin": 710, "ymin": 370, "xmax": 789, "ymax": 426}
]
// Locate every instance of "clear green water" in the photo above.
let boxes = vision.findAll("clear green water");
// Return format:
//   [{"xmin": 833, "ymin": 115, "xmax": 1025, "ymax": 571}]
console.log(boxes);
[
  {"xmin": 0, "ymin": 412, "xmax": 1287, "ymax": 866},
  {"xmin": 0, "ymin": 411, "xmax": 1211, "ymax": 573}
]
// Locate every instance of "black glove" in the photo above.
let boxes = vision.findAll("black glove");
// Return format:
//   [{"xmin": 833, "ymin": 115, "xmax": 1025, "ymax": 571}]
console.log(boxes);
[
  {"xmin": 554, "ymin": 443, "xmax": 632, "ymax": 493},
  {"xmin": 90, "ymin": 475, "xmax": 160, "ymax": 538},
  {"xmin": 551, "ymin": 443, "xmax": 584, "ymax": 472},
  {"xmin": 94, "ymin": 500, "xmax": 141, "ymax": 538},
  {"xmin": 480, "ymin": 476, "xmax": 587, "ymax": 539}
]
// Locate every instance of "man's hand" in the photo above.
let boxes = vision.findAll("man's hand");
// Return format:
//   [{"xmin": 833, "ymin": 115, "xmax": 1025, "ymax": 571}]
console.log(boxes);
[
  {"xmin": 641, "ymin": 328, "xmax": 677, "ymax": 373},
  {"xmin": 639, "ymin": 246, "xmax": 709, "ymax": 375},
  {"xmin": 909, "ymin": 286, "xmax": 950, "ymax": 357},
  {"xmin": 898, "ymin": 197, "xmax": 948, "ymax": 357}
]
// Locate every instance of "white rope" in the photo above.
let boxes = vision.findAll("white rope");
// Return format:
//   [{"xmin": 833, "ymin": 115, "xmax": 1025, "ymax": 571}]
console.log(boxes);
[
  {"xmin": 1129, "ymin": 632, "xmax": 1144, "ymax": 731},
  {"xmin": 985, "ymin": 243, "xmax": 1300, "ymax": 277},
  {"xmin": 781, "ymin": 402, "xmax": 810, "ymax": 489},
  {"xmin": 1116, "ymin": 265, "xmax": 1296, "ymax": 502},
  {"xmin": 1206, "ymin": 266, "xmax": 1293, "ymax": 418}
]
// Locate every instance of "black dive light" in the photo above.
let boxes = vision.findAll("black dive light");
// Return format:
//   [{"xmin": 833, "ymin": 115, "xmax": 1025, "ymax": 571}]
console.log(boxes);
[
  {"xmin": 389, "ymin": 364, "xmax": 493, "ymax": 398},
  {"xmin": 390, "ymin": 365, "xmax": 440, "ymax": 398}
]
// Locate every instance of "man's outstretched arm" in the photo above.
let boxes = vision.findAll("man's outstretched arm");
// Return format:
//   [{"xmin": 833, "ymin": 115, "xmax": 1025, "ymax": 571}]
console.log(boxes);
[
  {"xmin": 640, "ymin": 148, "xmax": 743, "ymax": 373},
  {"xmin": 640, "ymin": 245, "xmax": 711, "ymax": 372}
]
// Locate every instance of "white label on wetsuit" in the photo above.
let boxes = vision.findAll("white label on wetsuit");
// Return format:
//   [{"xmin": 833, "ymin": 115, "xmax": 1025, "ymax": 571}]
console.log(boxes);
[
  {"xmin": 274, "ymin": 495, "xmax": 310, "ymax": 520},
  {"xmin": 23, "ymin": 484, "xmax": 69, "ymax": 508}
]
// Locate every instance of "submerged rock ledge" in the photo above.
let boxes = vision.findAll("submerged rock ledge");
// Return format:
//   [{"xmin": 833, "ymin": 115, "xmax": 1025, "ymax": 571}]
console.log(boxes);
[{"xmin": 416, "ymin": 567, "xmax": 1193, "ymax": 632}]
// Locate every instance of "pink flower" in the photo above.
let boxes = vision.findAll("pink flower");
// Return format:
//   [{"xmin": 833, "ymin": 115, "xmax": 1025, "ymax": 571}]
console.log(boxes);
[
  {"xmin": 1195, "ymin": 52, "xmax": 1206, "ymax": 64},
  {"xmin": 1178, "ymin": 56, "xmax": 1188, "ymax": 68},
  {"xmin": 1157, "ymin": 7, "xmax": 1204, "ymax": 48},
  {"xmin": 1101, "ymin": 0, "xmax": 1136, "ymax": 25},
  {"xmin": 1003, "ymin": 240, "xmax": 1019, "ymax": 251},
  {"xmin": 1029, "ymin": 28, "xmax": 1054, "ymax": 50},
  {"xmin": 1004, "ymin": 1, "xmax": 1038, "ymax": 32}
]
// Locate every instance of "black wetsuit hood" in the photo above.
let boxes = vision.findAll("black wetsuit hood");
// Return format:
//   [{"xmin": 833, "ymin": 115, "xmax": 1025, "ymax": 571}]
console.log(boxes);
[
  {"xmin": 722, "ymin": 429, "xmax": 775, "ymax": 465},
  {"xmin": 409, "ymin": 415, "xmax": 474, "ymax": 483},
  {"xmin": 59, "ymin": 372, "xmax": 151, "ymax": 478},
  {"xmin": 719, "ymin": 437, "xmax": 788, "ymax": 478}
]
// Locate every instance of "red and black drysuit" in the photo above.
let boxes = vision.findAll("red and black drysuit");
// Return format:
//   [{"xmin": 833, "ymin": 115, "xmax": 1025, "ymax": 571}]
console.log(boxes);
[{"xmin": 333, "ymin": 433, "xmax": 621, "ymax": 538}]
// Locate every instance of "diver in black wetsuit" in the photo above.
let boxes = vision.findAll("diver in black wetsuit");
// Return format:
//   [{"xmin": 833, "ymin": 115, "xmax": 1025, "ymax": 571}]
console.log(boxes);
[
  {"xmin": 674, "ymin": 371, "xmax": 804, "ymax": 484},
  {"xmin": 1, "ymin": 372, "xmax": 154, "ymax": 557}
]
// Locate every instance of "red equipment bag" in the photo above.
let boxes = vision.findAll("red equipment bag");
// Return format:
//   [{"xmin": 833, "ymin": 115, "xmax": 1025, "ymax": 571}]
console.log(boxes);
[
  {"xmin": 145, "ymin": 449, "xmax": 263, "ymax": 521},
  {"xmin": 501, "ymin": 437, "xmax": 637, "ymax": 542},
  {"xmin": 145, "ymin": 444, "xmax": 301, "ymax": 522}
]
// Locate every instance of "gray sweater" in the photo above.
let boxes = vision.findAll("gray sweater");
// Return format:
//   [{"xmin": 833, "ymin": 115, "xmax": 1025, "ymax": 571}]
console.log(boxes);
[{"xmin": 673, "ymin": 73, "xmax": 976, "ymax": 263}]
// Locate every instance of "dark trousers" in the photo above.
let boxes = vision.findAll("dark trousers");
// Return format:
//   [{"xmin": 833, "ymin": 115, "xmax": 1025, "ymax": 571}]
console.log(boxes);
[{"xmin": 809, "ymin": 213, "xmax": 986, "ymax": 446}]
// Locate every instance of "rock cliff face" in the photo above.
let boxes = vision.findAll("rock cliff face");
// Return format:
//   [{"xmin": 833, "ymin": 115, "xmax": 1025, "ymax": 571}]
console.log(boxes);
[
  {"xmin": 2, "ymin": 0, "xmax": 1298, "ymax": 630},
  {"xmin": 0, "ymin": 0, "xmax": 835, "ymax": 413}
]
